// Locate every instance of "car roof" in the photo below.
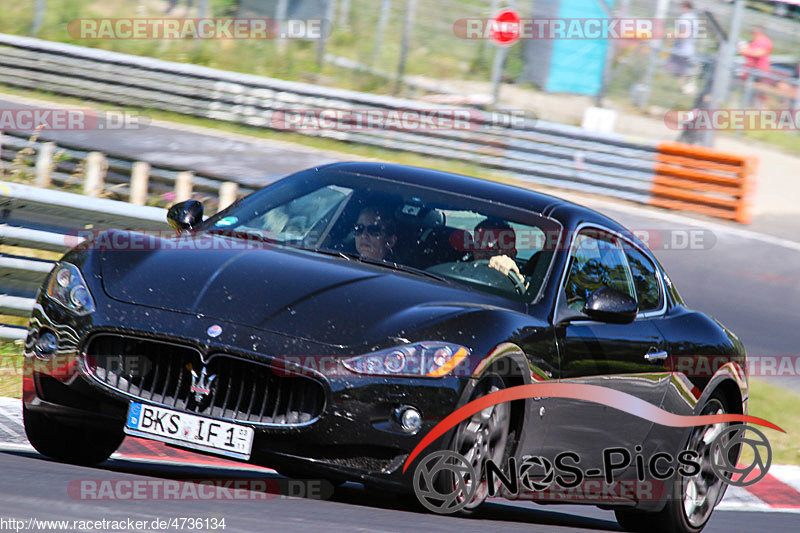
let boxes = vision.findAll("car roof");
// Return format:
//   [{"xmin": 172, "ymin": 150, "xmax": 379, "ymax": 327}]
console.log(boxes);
[{"xmin": 316, "ymin": 161, "xmax": 629, "ymax": 233}]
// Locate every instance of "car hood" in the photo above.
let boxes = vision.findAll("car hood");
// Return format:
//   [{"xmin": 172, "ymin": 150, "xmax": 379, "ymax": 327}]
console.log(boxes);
[{"xmin": 98, "ymin": 231, "xmax": 518, "ymax": 348}]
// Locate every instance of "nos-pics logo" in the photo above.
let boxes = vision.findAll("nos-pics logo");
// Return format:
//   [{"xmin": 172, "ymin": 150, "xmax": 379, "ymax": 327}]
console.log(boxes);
[{"xmin": 412, "ymin": 425, "xmax": 772, "ymax": 514}]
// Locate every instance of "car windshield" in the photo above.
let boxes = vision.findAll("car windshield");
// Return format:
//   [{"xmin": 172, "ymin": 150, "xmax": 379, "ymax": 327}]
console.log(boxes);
[{"xmin": 202, "ymin": 169, "xmax": 561, "ymax": 302}]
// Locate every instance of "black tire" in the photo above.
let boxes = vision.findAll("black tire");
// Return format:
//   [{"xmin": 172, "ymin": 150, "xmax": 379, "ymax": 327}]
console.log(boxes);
[
  {"xmin": 23, "ymin": 406, "xmax": 124, "ymax": 466},
  {"xmin": 436, "ymin": 372, "xmax": 513, "ymax": 515},
  {"xmin": 615, "ymin": 390, "xmax": 733, "ymax": 533}
]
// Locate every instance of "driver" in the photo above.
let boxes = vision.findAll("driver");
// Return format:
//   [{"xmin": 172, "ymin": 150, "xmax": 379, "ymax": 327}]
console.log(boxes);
[
  {"xmin": 354, "ymin": 205, "xmax": 398, "ymax": 261},
  {"xmin": 472, "ymin": 218, "xmax": 527, "ymax": 289}
]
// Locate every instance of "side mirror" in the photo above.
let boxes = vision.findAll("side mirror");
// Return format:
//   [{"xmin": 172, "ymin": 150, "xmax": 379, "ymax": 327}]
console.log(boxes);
[
  {"xmin": 583, "ymin": 287, "xmax": 638, "ymax": 324},
  {"xmin": 167, "ymin": 200, "xmax": 204, "ymax": 232}
]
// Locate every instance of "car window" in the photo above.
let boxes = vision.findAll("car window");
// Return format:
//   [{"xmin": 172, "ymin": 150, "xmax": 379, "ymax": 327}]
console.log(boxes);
[
  {"xmin": 232, "ymin": 185, "xmax": 352, "ymax": 241},
  {"xmin": 564, "ymin": 230, "xmax": 635, "ymax": 312},
  {"xmin": 424, "ymin": 211, "xmax": 551, "ymax": 300},
  {"xmin": 203, "ymin": 169, "xmax": 562, "ymax": 302},
  {"xmin": 441, "ymin": 210, "xmax": 546, "ymax": 263},
  {"xmin": 623, "ymin": 246, "xmax": 663, "ymax": 312}
]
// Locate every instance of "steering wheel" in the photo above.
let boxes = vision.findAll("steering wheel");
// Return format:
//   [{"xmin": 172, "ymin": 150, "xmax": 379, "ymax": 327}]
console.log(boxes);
[{"xmin": 473, "ymin": 259, "xmax": 527, "ymax": 295}]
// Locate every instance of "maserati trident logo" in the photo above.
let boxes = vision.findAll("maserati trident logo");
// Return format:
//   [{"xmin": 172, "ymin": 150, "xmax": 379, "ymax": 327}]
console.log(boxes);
[
  {"xmin": 190, "ymin": 365, "xmax": 217, "ymax": 404},
  {"xmin": 207, "ymin": 324, "xmax": 222, "ymax": 337}
]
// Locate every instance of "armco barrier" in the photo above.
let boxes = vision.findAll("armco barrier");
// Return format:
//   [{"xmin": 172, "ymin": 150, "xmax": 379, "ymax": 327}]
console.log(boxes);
[
  {"xmin": 0, "ymin": 180, "xmax": 168, "ymax": 339},
  {"xmin": 0, "ymin": 33, "xmax": 756, "ymax": 223},
  {"xmin": 652, "ymin": 143, "xmax": 757, "ymax": 224}
]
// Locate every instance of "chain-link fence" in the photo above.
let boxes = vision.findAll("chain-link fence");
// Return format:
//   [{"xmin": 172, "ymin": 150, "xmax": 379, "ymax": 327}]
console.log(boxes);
[{"xmin": 2, "ymin": 0, "xmax": 800, "ymax": 144}]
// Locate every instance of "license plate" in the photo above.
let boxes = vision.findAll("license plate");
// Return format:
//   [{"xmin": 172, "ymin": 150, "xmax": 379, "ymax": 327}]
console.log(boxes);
[{"xmin": 124, "ymin": 402, "xmax": 254, "ymax": 460}]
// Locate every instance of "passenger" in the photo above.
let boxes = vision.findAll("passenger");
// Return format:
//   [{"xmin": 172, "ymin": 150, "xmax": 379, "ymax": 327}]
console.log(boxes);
[{"xmin": 354, "ymin": 206, "xmax": 398, "ymax": 261}]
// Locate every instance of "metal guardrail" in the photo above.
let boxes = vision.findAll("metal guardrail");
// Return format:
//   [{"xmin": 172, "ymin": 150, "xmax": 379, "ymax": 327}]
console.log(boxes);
[
  {"xmin": 735, "ymin": 65, "xmax": 800, "ymax": 111},
  {"xmin": 0, "ymin": 180, "xmax": 168, "ymax": 339},
  {"xmin": 0, "ymin": 33, "xmax": 660, "ymax": 200},
  {"xmin": 0, "ymin": 33, "xmax": 756, "ymax": 222}
]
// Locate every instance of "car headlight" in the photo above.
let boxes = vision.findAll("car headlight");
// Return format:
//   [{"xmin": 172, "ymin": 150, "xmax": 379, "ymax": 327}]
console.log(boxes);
[
  {"xmin": 46, "ymin": 263, "xmax": 96, "ymax": 315},
  {"xmin": 342, "ymin": 342, "xmax": 470, "ymax": 378}
]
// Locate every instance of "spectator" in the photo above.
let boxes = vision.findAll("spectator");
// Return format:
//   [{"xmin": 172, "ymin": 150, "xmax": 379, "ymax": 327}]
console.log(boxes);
[
  {"xmin": 739, "ymin": 27, "xmax": 772, "ymax": 75},
  {"xmin": 739, "ymin": 27, "xmax": 773, "ymax": 107},
  {"xmin": 669, "ymin": 1, "xmax": 699, "ymax": 95}
]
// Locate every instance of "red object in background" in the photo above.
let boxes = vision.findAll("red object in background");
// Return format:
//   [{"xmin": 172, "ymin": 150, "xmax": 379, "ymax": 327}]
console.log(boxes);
[
  {"xmin": 742, "ymin": 33, "xmax": 772, "ymax": 73},
  {"xmin": 490, "ymin": 9, "xmax": 520, "ymax": 46}
]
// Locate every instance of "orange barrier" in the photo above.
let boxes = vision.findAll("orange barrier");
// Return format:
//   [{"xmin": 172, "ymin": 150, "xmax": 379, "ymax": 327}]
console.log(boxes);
[{"xmin": 650, "ymin": 142, "xmax": 757, "ymax": 224}]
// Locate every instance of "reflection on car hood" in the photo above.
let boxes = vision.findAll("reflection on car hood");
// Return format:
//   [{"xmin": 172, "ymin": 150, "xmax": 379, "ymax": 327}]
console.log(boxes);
[{"xmin": 99, "ymin": 231, "xmax": 516, "ymax": 347}]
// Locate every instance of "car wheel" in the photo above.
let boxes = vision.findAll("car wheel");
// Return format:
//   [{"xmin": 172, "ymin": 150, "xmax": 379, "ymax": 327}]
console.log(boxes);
[
  {"xmin": 23, "ymin": 406, "xmax": 124, "ymax": 466},
  {"xmin": 441, "ymin": 372, "xmax": 512, "ymax": 514},
  {"xmin": 615, "ymin": 391, "xmax": 733, "ymax": 533}
]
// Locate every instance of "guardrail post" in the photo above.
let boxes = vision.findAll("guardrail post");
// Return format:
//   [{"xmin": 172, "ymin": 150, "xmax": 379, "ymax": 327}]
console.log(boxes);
[
  {"xmin": 34, "ymin": 141, "xmax": 56, "ymax": 187},
  {"xmin": 218, "ymin": 182, "xmax": 239, "ymax": 211},
  {"xmin": 130, "ymin": 161, "xmax": 150, "ymax": 205},
  {"xmin": 174, "ymin": 171, "xmax": 194, "ymax": 203},
  {"xmin": 84, "ymin": 152, "xmax": 106, "ymax": 197}
]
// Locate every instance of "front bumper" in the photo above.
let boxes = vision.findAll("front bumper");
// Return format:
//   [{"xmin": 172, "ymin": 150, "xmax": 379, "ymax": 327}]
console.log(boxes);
[{"xmin": 23, "ymin": 295, "xmax": 469, "ymax": 491}]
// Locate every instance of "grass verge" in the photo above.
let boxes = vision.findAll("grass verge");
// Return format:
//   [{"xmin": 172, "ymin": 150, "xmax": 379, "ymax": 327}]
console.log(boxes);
[
  {"xmin": 0, "ymin": 340, "xmax": 23, "ymax": 399},
  {"xmin": 746, "ymin": 378, "xmax": 800, "ymax": 466}
]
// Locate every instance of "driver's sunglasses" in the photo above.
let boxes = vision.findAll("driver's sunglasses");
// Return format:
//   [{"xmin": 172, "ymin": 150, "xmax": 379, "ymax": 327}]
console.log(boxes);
[{"xmin": 353, "ymin": 223, "xmax": 386, "ymax": 237}]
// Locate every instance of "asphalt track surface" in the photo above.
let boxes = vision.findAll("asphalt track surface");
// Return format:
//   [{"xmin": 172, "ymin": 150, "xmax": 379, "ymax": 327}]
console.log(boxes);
[
  {"xmin": 1, "ymin": 450, "xmax": 798, "ymax": 533},
  {"xmin": 1, "ymin": 95, "xmax": 799, "ymax": 531}
]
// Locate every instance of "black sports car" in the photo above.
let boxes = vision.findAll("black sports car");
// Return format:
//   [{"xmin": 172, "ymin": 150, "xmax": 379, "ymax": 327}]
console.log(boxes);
[{"xmin": 22, "ymin": 162, "xmax": 746, "ymax": 533}]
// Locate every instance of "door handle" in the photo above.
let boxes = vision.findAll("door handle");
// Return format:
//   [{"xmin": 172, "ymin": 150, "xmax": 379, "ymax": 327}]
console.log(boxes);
[{"xmin": 644, "ymin": 350, "xmax": 669, "ymax": 362}]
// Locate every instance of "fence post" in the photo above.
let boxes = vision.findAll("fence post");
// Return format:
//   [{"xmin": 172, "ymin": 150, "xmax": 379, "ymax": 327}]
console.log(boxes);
[
  {"xmin": 218, "ymin": 182, "xmax": 239, "ymax": 211},
  {"xmin": 338, "ymin": 0, "xmax": 351, "ymax": 27},
  {"xmin": 32, "ymin": 0, "xmax": 46, "ymax": 36},
  {"xmin": 174, "ymin": 171, "xmax": 194, "ymax": 202},
  {"xmin": 275, "ymin": 0, "xmax": 289, "ymax": 54},
  {"xmin": 394, "ymin": 0, "xmax": 417, "ymax": 95},
  {"xmin": 84, "ymin": 152, "xmax": 106, "ymax": 197},
  {"xmin": 316, "ymin": 0, "xmax": 337, "ymax": 68},
  {"xmin": 130, "ymin": 161, "xmax": 150, "ymax": 205},
  {"xmin": 370, "ymin": 0, "xmax": 392, "ymax": 65},
  {"xmin": 34, "ymin": 141, "xmax": 55, "ymax": 187}
]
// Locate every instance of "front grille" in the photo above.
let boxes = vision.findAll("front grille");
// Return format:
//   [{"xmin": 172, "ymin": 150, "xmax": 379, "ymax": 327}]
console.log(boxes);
[{"xmin": 85, "ymin": 334, "xmax": 325, "ymax": 425}]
